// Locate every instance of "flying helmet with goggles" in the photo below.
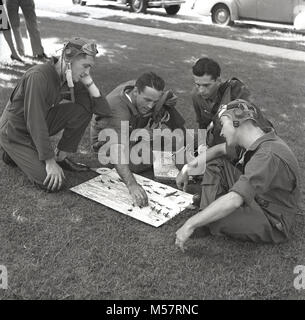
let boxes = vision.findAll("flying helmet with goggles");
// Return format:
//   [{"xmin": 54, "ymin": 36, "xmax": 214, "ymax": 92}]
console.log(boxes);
[
  {"xmin": 63, "ymin": 37, "xmax": 98, "ymax": 60},
  {"xmin": 218, "ymin": 99, "xmax": 274, "ymax": 131}
]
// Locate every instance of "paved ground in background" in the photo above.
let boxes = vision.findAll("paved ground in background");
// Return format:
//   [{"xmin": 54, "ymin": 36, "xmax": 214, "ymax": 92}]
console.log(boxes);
[
  {"xmin": 2, "ymin": 0, "xmax": 305, "ymax": 58},
  {"xmin": 33, "ymin": 8, "xmax": 305, "ymax": 62},
  {"xmin": 35, "ymin": 0, "xmax": 300, "ymax": 32}
]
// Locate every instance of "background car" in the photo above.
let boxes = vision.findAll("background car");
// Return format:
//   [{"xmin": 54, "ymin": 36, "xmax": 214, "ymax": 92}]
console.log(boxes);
[
  {"xmin": 72, "ymin": 0, "xmax": 185, "ymax": 15},
  {"xmin": 193, "ymin": 0, "xmax": 305, "ymax": 28}
]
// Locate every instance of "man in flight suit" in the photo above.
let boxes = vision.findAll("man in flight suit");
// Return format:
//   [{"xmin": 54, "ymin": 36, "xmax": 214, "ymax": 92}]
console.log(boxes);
[
  {"xmin": 0, "ymin": 37, "xmax": 111, "ymax": 191},
  {"xmin": 191, "ymin": 57, "xmax": 251, "ymax": 146},
  {"xmin": 90, "ymin": 72, "xmax": 185, "ymax": 207},
  {"xmin": 175, "ymin": 99, "xmax": 300, "ymax": 249}
]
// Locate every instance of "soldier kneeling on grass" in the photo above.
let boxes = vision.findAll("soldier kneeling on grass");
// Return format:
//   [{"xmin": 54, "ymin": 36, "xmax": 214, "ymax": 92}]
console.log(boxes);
[
  {"xmin": 175, "ymin": 99, "xmax": 300, "ymax": 250},
  {"xmin": 0, "ymin": 37, "xmax": 111, "ymax": 192}
]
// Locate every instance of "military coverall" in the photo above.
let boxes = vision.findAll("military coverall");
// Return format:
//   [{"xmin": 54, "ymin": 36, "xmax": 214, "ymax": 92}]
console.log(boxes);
[
  {"xmin": 192, "ymin": 78, "xmax": 250, "ymax": 146},
  {"xmin": 200, "ymin": 132, "xmax": 300, "ymax": 243},
  {"xmin": 90, "ymin": 80, "xmax": 185, "ymax": 173},
  {"xmin": 0, "ymin": 57, "xmax": 111, "ymax": 187}
]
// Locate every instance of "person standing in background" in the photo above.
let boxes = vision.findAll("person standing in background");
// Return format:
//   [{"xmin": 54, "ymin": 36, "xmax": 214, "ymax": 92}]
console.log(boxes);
[
  {"xmin": 0, "ymin": 0, "xmax": 23, "ymax": 62},
  {"xmin": 6, "ymin": 0, "xmax": 48, "ymax": 60}
]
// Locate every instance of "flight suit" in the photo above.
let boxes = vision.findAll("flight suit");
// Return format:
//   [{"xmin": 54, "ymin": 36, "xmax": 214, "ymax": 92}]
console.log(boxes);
[
  {"xmin": 0, "ymin": 57, "xmax": 111, "ymax": 188},
  {"xmin": 200, "ymin": 132, "xmax": 300, "ymax": 243},
  {"xmin": 192, "ymin": 78, "xmax": 251, "ymax": 146},
  {"xmin": 90, "ymin": 80, "xmax": 185, "ymax": 173}
]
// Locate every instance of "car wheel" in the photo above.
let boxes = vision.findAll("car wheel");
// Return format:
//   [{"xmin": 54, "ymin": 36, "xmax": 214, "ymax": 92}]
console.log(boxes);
[
  {"xmin": 129, "ymin": 0, "xmax": 148, "ymax": 13},
  {"xmin": 211, "ymin": 4, "xmax": 232, "ymax": 26},
  {"xmin": 165, "ymin": 5, "xmax": 181, "ymax": 15},
  {"xmin": 294, "ymin": 11, "xmax": 305, "ymax": 30},
  {"xmin": 72, "ymin": 0, "xmax": 86, "ymax": 5}
]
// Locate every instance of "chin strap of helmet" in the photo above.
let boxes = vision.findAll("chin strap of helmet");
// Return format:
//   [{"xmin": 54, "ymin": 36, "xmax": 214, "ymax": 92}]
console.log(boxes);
[{"xmin": 60, "ymin": 38, "xmax": 98, "ymax": 103}]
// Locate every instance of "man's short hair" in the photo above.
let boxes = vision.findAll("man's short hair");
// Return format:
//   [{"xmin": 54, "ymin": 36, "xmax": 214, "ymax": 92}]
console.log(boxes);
[
  {"xmin": 135, "ymin": 72, "xmax": 165, "ymax": 93},
  {"xmin": 192, "ymin": 57, "xmax": 221, "ymax": 80}
]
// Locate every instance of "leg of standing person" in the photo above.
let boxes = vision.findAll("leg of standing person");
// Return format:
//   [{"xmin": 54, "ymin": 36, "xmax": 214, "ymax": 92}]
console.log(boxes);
[
  {"xmin": 6, "ymin": 0, "xmax": 25, "ymax": 56},
  {"xmin": 19, "ymin": 0, "xmax": 45, "ymax": 57},
  {"xmin": 0, "ymin": 0, "xmax": 22, "ymax": 61},
  {"xmin": 0, "ymin": 11, "xmax": 23, "ymax": 62},
  {"xmin": 2, "ymin": 30, "xmax": 23, "ymax": 61}
]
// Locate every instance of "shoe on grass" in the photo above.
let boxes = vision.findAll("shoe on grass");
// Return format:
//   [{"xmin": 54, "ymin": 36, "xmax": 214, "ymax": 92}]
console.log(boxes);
[
  {"xmin": 34, "ymin": 53, "xmax": 50, "ymax": 60},
  {"xmin": 57, "ymin": 157, "xmax": 90, "ymax": 172},
  {"xmin": 10, "ymin": 55, "xmax": 24, "ymax": 63}
]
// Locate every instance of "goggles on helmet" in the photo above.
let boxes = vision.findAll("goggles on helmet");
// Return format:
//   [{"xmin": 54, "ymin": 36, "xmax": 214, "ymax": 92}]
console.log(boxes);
[
  {"xmin": 218, "ymin": 100, "xmax": 258, "ymax": 127},
  {"xmin": 64, "ymin": 37, "xmax": 98, "ymax": 58}
]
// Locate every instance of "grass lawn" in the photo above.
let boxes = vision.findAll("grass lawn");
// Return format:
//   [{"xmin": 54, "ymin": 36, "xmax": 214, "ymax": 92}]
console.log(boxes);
[{"xmin": 0, "ymin": 17, "xmax": 305, "ymax": 300}]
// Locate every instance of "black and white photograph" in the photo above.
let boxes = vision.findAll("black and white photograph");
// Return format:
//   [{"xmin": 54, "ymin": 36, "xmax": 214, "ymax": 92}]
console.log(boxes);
[{"xmin": 0, "ymin": 0, "xmax": 305, "ymax": 305}]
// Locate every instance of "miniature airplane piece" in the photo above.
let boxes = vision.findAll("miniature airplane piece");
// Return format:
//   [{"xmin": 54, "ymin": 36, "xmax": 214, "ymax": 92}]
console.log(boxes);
[{"xmin": 70, "ymin": 167, "xmax": 193, "ymax": 227}]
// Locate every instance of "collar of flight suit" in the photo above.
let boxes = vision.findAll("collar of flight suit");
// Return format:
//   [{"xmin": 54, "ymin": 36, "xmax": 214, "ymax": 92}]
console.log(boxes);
[
  {"xmin": 246, "ymin": 131, "xmax": 278, "ymax": 153},
  {"xmin": 119, "ymin": 81, "xmax": 140, "ymax": 117},
  {"xmin": 46, "ymin": 57, "xmax": 62, "ymax": 88}
]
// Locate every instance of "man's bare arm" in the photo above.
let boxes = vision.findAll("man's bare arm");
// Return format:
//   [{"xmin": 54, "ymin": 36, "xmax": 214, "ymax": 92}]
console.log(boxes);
[
  {"xmin": 176, "ymin": 143, "xmax": 227, "ymax": 190},
  {"xmin": 190, "ymin": 142, "xmax": 227, "ymax": 168},
  {"xmin": 111, "ymin": 144, "xmax": 148, "ymax": 207},
  {"xmin": 114, "ymin": 163, "xmax": 137, "ymax": 189},
  {"xmin": 175, "ymin": 191, "xmax": 243, "ymax": 251}
]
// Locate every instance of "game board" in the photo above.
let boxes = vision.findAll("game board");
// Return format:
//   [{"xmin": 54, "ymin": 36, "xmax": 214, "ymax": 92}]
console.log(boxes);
[{"xmin": 70, "ymin": 167, "xmax": 193, "ymax": 227}]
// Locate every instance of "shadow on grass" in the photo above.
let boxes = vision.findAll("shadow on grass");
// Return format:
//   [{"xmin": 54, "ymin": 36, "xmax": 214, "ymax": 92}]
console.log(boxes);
[
  {"xmin": 96, "ymin": 14, "xmax": 305, "ymax": 52},
  {"xmin": 66, "ymin": 11, "xmax": 90, "ymax": 18}
]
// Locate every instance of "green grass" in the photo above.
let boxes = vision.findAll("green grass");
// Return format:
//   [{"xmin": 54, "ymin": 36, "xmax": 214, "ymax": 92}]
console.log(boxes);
[{"xmin": 0, "ymin": 17, "xmax": 305, "ymax": 300}]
